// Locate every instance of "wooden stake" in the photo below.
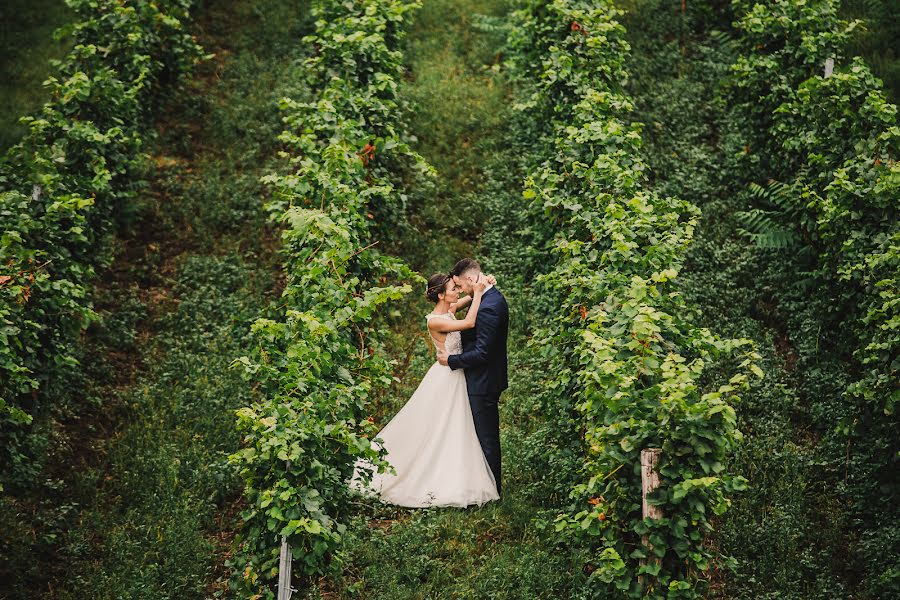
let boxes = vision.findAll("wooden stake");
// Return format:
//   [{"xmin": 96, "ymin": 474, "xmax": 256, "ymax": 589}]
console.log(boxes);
[
  {"xmin": 824, "ymin": 57, "xmax": 834, "ymax": 78},
  {"xmin": 277, "ymin": 459, "xmax": 293, "ymax": 600},
  {"xmin": 641, "ymin": 449, "xmax": 662, "ymax": 520},
  {"xmin": 277, "ymin": 536, "xmax": 292, "ymax": 600},
  {"xmin": 640, "ymin": 448, "xmax": 662, "ymax": 586}
]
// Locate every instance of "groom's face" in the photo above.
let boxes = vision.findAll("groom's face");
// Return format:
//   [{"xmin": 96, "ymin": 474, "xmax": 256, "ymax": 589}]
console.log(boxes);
[{"xmin": 453, "ymin": 272, "xmax": 476, "ymax": 295}]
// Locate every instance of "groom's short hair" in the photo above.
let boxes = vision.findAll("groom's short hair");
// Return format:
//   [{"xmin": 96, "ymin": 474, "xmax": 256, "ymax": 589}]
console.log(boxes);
[{"xmin": 450, "ymin": 258, "xmax": 481, "ymax": 277}]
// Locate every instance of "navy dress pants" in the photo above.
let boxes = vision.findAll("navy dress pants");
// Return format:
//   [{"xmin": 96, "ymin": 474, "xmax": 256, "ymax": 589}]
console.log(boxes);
[{"xmin": 468, "ymin": 392, "xmax": 502, "ymax": 497}]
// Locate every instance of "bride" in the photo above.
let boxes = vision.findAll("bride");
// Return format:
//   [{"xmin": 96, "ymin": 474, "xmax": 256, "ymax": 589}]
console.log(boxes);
[{"xmin": 348, "ymin": 272, "xmax": 500, "ymax": 508}]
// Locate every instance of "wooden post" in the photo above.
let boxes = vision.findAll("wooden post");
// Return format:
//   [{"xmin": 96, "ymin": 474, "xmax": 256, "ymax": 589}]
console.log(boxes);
[
  {"xmin": 32, "ymin": 184, "xmax": 42, "ymax": 202},
  {"xmin": 824, "ymin": 57, "xmax": 834, "ymax": 78},
  {"xmin": 277, "ymin": 536, "xmax": 292, "ymax": 600},
  {"xmin": 277, "ymin": 459, "xmax": 293, "ymax": 600},
  {"xmin": 640, "ymin": 448, "xmax": 662, "ymax": 586}
]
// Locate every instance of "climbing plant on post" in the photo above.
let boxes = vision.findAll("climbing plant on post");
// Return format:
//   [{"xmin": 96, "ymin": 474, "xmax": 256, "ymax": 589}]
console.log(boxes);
[
  {"xmin": 0, "ymin": 0, "xmax": 203, "ymax": 488},
  {"xmin": 228, "ymin": 1, "xmax": 432, "ymax": 597},
  {"xmin": 727, "ymin": 2, "xmax": 899, "ymax": 595},
  {"xmin": 505, "ymin": 1, "xmax": 762, "ymax": 597}
]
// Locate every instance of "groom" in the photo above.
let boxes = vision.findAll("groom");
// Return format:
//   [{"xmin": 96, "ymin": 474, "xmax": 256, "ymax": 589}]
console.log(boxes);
[{"xmin": 437, "ymin": 258, "xmax": 509, "ymax": 497}]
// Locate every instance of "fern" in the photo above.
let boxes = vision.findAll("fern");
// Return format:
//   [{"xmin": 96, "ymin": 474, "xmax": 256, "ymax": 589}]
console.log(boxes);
[
  {"xmin": 735, "ymin": 179, "xmax": 804, "ymax": 249},
  {"xmin": 736, "ymin": 209, "xmax": 798, "ymax": 249},
  {"xmin": 708, "ymin": 28, "xmax": 738, "ymax": 52}
]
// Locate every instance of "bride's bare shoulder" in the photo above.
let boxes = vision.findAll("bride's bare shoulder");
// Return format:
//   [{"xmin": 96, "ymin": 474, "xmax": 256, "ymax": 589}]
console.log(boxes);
[{"xmin": 425, "ymin": 312, "xmax": 454, "ymax": 332}]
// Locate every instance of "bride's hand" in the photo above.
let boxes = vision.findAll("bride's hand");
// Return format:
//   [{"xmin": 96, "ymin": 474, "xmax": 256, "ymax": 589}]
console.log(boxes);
[
  {"xmin": 485, "ymin": 274, "xmax": 497, "ymax": 286},
  {"xmin": 474, "ymin": 277, "xmax": 487, "ymax": 294}
]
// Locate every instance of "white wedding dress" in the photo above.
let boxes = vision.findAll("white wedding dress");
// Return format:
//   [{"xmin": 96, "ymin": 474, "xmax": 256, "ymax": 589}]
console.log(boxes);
[{"xmin": 348, "ymin": 312, "xmax": 499, "ymax": 508}]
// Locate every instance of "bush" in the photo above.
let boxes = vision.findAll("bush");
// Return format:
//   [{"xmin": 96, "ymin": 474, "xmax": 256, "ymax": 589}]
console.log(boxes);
[
  {"xmin": 226, "ymin": 1, "xmax": 433, "ymax": 596},
  {"xmin": 0, "ymin": 0, "xmax": 203, "ymax": 489},
  {"xmin": 503, "ymin": 1, "xmax": 762, "ymax": 597}
]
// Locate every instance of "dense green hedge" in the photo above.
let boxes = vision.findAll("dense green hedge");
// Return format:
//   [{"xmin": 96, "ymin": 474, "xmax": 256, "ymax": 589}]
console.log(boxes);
[
  {"xmin": 727, "ymin": 1, "xmax": 899, "ymax": 595},
  {"xmin": 0, "ymin": 0, "xmax": 202, "ymax": 486},
  {"xmin": 505, "ymin": 1, "xmax": 762, "ymax": 597},
  {"xmin": 227, "ymin": 0, "xmax": 432, "ymax": 595},
  {"xmin": 730, "ymin": 0, "xmax": 898, "ymax": 417}
]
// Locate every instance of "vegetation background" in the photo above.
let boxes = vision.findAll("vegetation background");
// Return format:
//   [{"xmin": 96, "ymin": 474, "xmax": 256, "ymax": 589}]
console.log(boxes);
[{"xmin": 0, "ymin": 1, "xmax": 896, "ymax": 599}]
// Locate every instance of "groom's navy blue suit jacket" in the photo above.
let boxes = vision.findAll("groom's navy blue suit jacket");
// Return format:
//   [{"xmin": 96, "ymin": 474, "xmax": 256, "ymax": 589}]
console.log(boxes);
[{"xmin": 448, "ymin": 286, "xmax": 509, "ymax": 396}]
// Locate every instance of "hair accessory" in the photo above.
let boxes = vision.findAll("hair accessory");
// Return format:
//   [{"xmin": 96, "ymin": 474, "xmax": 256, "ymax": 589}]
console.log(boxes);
[{"xmin": 425, "ymin": 273, "xmax": 451, "ymax": 295}]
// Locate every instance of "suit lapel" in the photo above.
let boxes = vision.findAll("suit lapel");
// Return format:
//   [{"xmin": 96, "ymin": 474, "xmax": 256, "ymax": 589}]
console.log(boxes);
[{"xmin": 462, "ymin": 288, "xmax": 497, "ymax": 349}]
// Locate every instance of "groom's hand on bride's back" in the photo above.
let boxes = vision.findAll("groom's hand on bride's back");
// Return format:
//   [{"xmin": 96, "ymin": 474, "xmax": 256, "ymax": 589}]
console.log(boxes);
[{"xmin": 437, "ymin": 349, "xmax": 449, "ymax": 366}]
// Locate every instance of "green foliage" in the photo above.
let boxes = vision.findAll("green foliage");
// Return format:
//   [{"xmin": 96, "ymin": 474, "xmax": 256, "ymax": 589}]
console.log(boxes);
[
  {"xmin": 0, "ymin": 0, "xmax": 74, "ymax": 151},
  {"xmin": 504, "ymin": 1, "xmax": 762, "ymax": 597},
  {"xmin": 735, "ymin": 180, "xmax": 809, "ymax": 252},
  {"xmin": 47, "ymin": 256, "xmax": 270, "ymax": 600},
  {"xmin": 841, "ymin": 0, "xmax": 900, "ymax": 103},
  {"xmin": 295, "ymin": 0, "xmax": 595, "ymax": 594},
  {"xmin": 0, "ymin": 1, "xmax": 319, "ymax": 594},
  {"xmin": 379, "ymin": 0, "xmax": 512, "ymax": 272},
  {"xmin": 227, "ymin": 1, "xmax": 433, "ymax": 596},
  {"xmin": 333, "ymin": 498, "xmax": 591, "ymax": 599},
  {"xmin": 616, "ymin": 1, "xmax": 898, "ymax": 596},
  {"xmin": 0, "ymin": 0, "xmax": 203, "ymax": 487},
  {"xmin": 724, "ymin": 1, "xmax": 899, "ymax": 595}
]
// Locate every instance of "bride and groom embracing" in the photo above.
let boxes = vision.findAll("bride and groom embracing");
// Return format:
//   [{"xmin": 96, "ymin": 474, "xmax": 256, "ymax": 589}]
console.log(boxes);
[{"xmin": 350, "ymin": 258, "xmax": 509, "ymax": 508}]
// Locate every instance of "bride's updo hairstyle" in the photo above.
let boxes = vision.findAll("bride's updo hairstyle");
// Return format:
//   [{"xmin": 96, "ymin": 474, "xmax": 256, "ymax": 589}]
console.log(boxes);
[{"xmin": 426, "ymin": 273, "xmax": 451, "ymax": 303}]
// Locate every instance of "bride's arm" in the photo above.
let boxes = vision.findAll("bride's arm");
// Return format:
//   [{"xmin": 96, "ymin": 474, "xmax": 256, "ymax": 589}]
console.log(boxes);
[
  {"xmin": 429, "ymin": 288, "xmax": 485, "ymax": 333},
  {"xmin": 449, "ymin": 295, "xmax": 473, "ymax": 313}
]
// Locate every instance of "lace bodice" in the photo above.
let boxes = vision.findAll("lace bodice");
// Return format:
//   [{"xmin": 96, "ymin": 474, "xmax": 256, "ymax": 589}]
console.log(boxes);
[{"xmin": 426, "ymin": 313, "xmax": 463, "ymax": 355}]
